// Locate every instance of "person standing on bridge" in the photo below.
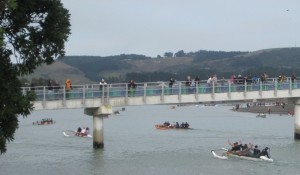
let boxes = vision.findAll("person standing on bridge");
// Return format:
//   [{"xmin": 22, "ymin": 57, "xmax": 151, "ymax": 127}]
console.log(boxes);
[
  {"xmin": 65, "ymin": 79, "xmax": 72, "ymax": 99},
  {"xmin": 128, "ymin": 80, "xmax": 137, "ymax": 96},
  {"xmin": 99, "ymin": 79, "xmax": 107, "ymax": 91}
]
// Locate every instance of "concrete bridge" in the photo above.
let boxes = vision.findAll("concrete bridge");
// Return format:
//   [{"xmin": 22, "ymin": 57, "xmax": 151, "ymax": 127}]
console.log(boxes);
[{"xmin": 24, "ymin": 78, "xmax": 300, "ymax": 148}]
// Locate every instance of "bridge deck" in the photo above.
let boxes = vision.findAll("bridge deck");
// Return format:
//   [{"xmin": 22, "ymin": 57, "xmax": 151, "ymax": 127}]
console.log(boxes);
[{"xmin": 23, "ymin": 79, "xmax": 300, "ymax": 110}]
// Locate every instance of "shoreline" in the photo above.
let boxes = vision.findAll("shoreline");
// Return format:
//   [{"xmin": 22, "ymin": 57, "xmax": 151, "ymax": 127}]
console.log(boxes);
[{"xmin": 232, "ymin": 104, "xmax": 294, "ymax": 115}]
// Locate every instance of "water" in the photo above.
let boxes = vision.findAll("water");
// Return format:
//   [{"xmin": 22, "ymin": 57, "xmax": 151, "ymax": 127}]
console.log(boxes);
[{"xmin": 1, "ymin": 105, "xmax": 300, "ymax": 175}]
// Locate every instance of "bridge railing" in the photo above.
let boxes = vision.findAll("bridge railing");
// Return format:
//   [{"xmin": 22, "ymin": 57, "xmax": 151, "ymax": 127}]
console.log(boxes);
[{"xmin": 22, "ymin": 78, "xmax": 298, "ymax": 102}]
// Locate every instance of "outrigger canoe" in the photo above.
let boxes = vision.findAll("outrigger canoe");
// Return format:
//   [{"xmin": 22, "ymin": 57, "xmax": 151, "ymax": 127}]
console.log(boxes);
[
  {"xmin": 62, "ymin": 130, "xmax": 92, "ymax": 138},
  {"xmin": 256, "ymin": 113, "xmax": 266, "ymax": 118},
  {"xmin": 211, "ymin": 148, "xmax": 273, "ymax": 162},
  {"xmin": 155, "ymin": 124, "xmax": 192, "ymax": 130}
]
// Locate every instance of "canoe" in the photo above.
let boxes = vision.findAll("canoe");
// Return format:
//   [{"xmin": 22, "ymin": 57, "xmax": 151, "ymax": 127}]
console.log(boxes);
[
  {"xmin": 256, "ymin": 114, "xmax": 266, "ymax": 118},
  {"xmin": 211, "ymin": 149, "xmax": 273, "ymax": 162},
  {"xmin": 33, "ymin": 120, "xmax": 56, "ymax": 125},
  {"xmin": 155, "ymin": 124, "xmax": 191, "ymax": 130},
  {"xmin": 62, "ymin": 130, "xmax": 92, "ymax": 138}
]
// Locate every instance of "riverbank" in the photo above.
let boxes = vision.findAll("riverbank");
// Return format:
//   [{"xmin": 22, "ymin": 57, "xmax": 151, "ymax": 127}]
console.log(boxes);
[{"xmin": 233, "ymin": 104, "xmax": 294, "ymax": 115}]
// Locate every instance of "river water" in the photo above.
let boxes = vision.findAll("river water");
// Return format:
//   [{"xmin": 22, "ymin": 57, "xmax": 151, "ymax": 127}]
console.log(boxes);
[{"xmin": 1, "ymin": 105, "xmax": 299, "ymax": 175}]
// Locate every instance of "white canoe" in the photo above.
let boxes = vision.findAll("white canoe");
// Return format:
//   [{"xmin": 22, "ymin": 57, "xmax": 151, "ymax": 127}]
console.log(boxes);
[
  {"xmin": 211, "ymin": 149, "xmax": 273, "ymax": 162},
  {"xmin": 256, "ymin": 114, "xmax": 266, "ymax": 118},
  {"xmin": 62, "ymin": 130, "xmax": 92, "ymax": 138}
]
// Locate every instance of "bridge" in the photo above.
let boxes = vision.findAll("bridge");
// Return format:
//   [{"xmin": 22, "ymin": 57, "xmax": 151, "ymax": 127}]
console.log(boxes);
[{"xmin": 24, "ymin": 78, "xmax": 300, "ymax": 148}]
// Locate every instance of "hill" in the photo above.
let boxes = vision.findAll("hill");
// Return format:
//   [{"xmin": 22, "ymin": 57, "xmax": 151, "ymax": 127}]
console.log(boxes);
[
  {"xmin": 23, "ymin": 61, "xmax": 92, "ymax": 85},
  {"xmin": 22, "ymin": 47, "xmax": 300, "ymax": 84}
]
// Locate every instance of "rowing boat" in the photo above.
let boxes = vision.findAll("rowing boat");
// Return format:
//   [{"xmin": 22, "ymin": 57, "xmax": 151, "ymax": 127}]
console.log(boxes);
[
  {"xmin": 155, "ymin": 124, "xmax": 192, "ymax": 130},
  {"xmin": 211, "ymin": 148, "xmax": 273, "ymax": 162},
  {"xmin": 62, "ymin": 130, "xmax": 92, "ymax": 138},
  {"xmin": 256, "ymin": 113, "xmax": 266, "ymax": 118}
]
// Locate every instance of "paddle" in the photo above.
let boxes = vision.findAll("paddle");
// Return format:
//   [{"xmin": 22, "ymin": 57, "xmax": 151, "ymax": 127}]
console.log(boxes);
[{"xmin": 211, "ymin": 147, "xmax": 229, "ymax": 152}]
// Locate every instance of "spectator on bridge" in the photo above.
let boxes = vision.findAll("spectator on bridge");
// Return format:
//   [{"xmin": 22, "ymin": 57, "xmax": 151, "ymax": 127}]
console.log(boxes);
[
  {"xmin": 65, "ymin": 79, "xmax": 72, "ymax": 98},
  {"xmin": 99, "ymin": 79, "xmax": 107, "ymax": 91},
  {"xmin": 52, "ymin": 80, "xmax": 60, "ymax": 92},
  {"xmin": 277, "ymin": 74, "xmax": 286, "ymax": 83},
  {"xmin": 230, "ymin": 74, "xmax": 236, "ymax": 84},
  {"xmin": 169, "ymin": 77, "xmax": 176, "ymax": 94},
  {"xmin": 291, "ymin": 74, "xmax": 297, "ymax": 83},
  {"xmin": 128, "ymin": 80, "xmax": 137, "ymax": 96},
  {"xmin": 212, "ymin": 74, "xmax": 218, "ymax": 85},
  {"xmin": 47, "ymin": 80, "xmax": 53, "ymax": 91},
  {"xmin": 169, "ymin": 77, "xmax": 175, "ymax": 88},
  {"xmin": 252, "ymin": 75, "xmax": 258, "ymax": 84},
  {"xmin": 185, "ymin": 76, "xmax": 192, "ymax": 87},
  {"xmin": 206, "ymin": 76, "xmax": 213, "ymax": 86},
  {"xmin": 195, "ymin": 76, "xmax": 200, "ymax": 86},
  {"xmin": 30, "ymin": 82, "xmax": 36, "ymax": 91}
]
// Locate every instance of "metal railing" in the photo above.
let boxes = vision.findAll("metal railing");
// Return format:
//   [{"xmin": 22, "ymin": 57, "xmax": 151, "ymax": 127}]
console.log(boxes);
[{"xmin": 22, "ymin": 78, "xmax": 299, "ymax": 103}]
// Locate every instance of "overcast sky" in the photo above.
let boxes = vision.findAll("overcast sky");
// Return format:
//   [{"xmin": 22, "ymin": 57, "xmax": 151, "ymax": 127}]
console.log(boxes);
[{"xmin": 61, "ymin": 0, "xmax": 300, "ymax": 57}]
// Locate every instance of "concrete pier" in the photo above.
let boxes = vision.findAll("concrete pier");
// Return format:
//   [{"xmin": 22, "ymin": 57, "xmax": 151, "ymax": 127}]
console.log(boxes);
[
  {"xmin": 84, "ymin": 105, "xmax": 113, "ymax": 148},
  {"xmin": 295, "ymin": 102, "xmax": 300, "ymax": 139}
]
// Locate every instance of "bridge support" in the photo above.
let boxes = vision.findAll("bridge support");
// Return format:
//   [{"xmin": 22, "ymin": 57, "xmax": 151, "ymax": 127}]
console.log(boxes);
[
  {"xmin": 84, "ymin": 105, "xmax": 113, "ymax": 148},
  {"xmin": 295, "ymin": 100, "xmax": 300, "ymax": 139}
]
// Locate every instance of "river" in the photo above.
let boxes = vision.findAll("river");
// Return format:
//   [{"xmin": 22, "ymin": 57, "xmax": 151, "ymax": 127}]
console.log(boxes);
[{"xmin": 0, "ymin": 105, "xmax": 299, "ymax": 175}]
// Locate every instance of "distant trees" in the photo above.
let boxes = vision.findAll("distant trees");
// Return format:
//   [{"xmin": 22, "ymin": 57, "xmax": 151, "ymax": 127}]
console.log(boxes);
[
  {"xmin": 164, "ymin": 52, "xmax": 173, "ymax": 57},
  {"xmin": 193, "ymin": 50, "xmax": 248, "ymax": 62},
  {"xmin": 175, "ymin": 50, "xmax": 186, "ymax": 57}
]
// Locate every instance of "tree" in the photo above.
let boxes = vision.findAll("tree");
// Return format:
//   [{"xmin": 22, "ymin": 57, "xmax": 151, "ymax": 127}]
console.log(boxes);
[
  {"xmin": 164, "ymin": 52, "xmax": 173, "ymax": 58},
  {"xmin": 0, "ymin": 0, "xmax": 71, "ymax": 154},
  {"xmin": 175, "ymin": 50, "xmax": 185, "ymax": 57}
]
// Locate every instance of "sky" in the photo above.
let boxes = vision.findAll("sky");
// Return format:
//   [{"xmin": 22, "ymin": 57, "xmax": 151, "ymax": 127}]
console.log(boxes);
[{"xmin": 61, "ymin": 0, "xmax": 300, "ymax": 57}]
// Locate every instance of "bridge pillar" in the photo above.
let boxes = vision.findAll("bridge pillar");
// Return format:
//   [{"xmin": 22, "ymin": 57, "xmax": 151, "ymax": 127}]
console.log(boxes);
[
  {"xmin": 84, "ymin": 105, "xmax": 113, "ymax": 148},
  {"xmin": 295, "ymin": 100, "xmax": 300, "ymax": 139}
]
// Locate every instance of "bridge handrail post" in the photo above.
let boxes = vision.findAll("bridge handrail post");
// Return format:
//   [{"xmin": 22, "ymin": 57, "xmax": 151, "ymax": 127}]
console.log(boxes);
[
  {"xmin": 101, "ymin": 85, "xmax": 104, "ymax": 104},
  {"xmin": 143, "ymin": 83, "xmax": 147, "ymax": 103},
  {"xmin": 106, "ymin": 85, "xmax": 110, "ymax": 104},
  {"xmin": 289, "ymin": 78, "xmax": 292, "ymax": 95},
  {"xmin": 125, "ymin": 83, "xmax": 128, "ymax": 105},
  {"xmin": 274, "ymin": 80, "xmax": 277, "ymax": 96},
  {"xmin": 212, "ymin": 81, "xmax": 215, "ymax": 99},
  {"xmin": 83, "ymin": 85, "xmax": 86, "ymax": 105},
  {"xmin": 259, "ymin": 81, "xmax": 262, "ymax": 97},
  {"xmin": 244, "ymin": 81, "xmax": 247, "ymax": 97},
  {"xmin": 43, "ymin": 86, "xmax": 46, "ymax": 107},
  {"xmin": 178, "ymin": 82, "xmax": 181, "ymax": 102},
  {"xmin": 161, "ymin": 83, "xmax": 164, "ymax": 102},
  {"xmin": 228, "ymin": 80, "xmax": 231, "ymax": 98},
  {"xmin": 196, "ymin": 82, "xmax": 199, "ymax": 100},
  {"xmin": 63, "ymin": 86, "xmax": 66, "ymax": 106}
]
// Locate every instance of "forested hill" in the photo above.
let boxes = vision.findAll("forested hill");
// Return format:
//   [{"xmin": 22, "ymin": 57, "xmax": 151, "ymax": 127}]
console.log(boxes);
[{"xmin": 24, "ymin": 47, "xmax": 300, "ymax": 85}]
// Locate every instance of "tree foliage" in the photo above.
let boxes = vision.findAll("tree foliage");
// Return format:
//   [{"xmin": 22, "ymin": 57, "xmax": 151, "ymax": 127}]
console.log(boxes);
[{"xmin": 0, "ymin": 0, "xmax": 71, "ymax": 154}]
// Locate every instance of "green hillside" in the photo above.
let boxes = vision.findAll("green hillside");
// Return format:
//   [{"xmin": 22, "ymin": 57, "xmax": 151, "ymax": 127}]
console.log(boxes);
[{"xmin": 22, "ymin": 47, "xmax": 300, "ymax": 84}]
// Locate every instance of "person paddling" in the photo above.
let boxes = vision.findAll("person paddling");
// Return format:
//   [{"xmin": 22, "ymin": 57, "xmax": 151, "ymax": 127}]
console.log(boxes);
[{"xmin": 257, "ymin": 147, "xmax": 270, "ymax": 158}]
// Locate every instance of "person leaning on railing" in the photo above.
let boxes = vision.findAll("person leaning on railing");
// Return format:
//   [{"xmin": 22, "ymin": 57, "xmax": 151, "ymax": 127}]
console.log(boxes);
[{"xmin": 65, "ymin": 79, "xmax": 73, "ymax": 98}]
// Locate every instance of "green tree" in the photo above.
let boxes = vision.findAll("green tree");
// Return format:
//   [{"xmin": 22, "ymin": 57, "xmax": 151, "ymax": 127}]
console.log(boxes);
[
  {"xmin": 175, "ymin": 50, "xmax": 185, "ymax": 57},
  {"xmin": 0, "ymin": 0, "xmax": 71, "ymax": 154},
  {"xmin": 164, "ymin": 52, "xmax": 173, "ymax": 57}
]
